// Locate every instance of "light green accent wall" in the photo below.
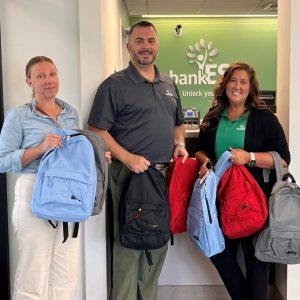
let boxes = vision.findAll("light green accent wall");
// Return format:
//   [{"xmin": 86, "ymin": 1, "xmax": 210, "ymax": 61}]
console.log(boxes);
[{"xmin": 130, "ymin": 17, "xmax": 277, "ymax": 117}]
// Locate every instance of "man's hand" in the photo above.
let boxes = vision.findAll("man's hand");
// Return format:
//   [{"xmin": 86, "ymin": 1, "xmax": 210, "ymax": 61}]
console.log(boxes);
[
  {"xmin": 123, "ymin": 153, "xmax": 151, "ymax": 173},
  {"xmin": 173, "ymin": 144, "xmax": 189, "ymax": 163}
]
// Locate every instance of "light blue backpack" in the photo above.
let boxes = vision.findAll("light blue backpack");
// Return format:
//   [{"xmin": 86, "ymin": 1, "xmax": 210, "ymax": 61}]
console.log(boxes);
[
  {"xmin": 32, "ymin": 128, "xmax": 97, "ymax": 242},
  {"xmin": 187, "ymin": 151, "xmax": 232, "ymax": 257}
]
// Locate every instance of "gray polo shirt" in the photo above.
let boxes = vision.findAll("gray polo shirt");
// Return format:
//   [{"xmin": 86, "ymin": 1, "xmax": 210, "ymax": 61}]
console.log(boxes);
[{"xmin": 88, "ymin": 62, "xmax": 184, "ymax": 163}]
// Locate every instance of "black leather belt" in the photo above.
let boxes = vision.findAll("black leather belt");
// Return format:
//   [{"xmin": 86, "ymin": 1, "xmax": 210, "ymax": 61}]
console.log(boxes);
[{"xmin": 112, "ymin": 159, "xmax": 169, "ymax": 170}]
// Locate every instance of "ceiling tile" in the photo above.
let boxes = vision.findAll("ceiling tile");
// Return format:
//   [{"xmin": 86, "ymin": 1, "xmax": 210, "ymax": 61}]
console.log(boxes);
[{"xmin": 123, "ymin": 0, "xmax": 277, "ymax": 16}]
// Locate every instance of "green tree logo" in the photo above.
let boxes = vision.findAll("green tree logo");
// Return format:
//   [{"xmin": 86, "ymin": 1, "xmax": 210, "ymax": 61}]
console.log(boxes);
[{"xmin": 187, "ymin": 38, "xmax": 219, "ymax": 72}]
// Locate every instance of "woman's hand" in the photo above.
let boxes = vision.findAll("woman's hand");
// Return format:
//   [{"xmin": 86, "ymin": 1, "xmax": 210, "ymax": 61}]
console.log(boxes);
[
  {"xmin": 229, "ymin": 147, "xmax": 250, "ymax": 165},
  {"xmin": 198, "ymin": 161, "xmax": 213, "ymax": 178},
  {"xmin": 198, "ymin": 163, "xmax": 208, "ymax": 178},
  {"xmin": 21, "ymin": 133, "xmax": 62, "ymax": 167},
  {"xmin": 195, "ymin": 151, "xmax": 212, "ymax": 178},
  {"xmin": 40, "ymin": 133, "xmax": 62, "ymax": 153}
]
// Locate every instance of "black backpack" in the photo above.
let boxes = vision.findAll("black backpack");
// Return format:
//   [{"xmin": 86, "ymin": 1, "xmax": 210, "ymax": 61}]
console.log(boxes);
[{"xmin": 119, "ymin": 166, "xmax": 170, "ymax": 264}]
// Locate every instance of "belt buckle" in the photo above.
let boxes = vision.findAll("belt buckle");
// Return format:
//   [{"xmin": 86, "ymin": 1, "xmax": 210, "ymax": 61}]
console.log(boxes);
[{"xmin": 154, "ymin": 163, "xmax": 169, "ymax": 171}]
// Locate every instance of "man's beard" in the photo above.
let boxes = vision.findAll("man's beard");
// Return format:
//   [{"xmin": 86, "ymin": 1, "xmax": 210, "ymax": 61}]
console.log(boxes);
[
  {"xmin": 137, "ymin": 58, "xmax": 155, "ymax": 65},
  {"xmin": 133, "ymin": 51, "xmax": 157, "ymax": 65}
]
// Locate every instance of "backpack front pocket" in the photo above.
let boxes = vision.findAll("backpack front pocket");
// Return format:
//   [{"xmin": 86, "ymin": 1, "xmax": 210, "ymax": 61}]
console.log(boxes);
[
  {"xmin": 124, "ymin": 202, "xmax": 167, "ymax": 233},
  {"xmin": 271, "ymin": 230, "xmax": 300, "ymax": 258},
  {"xmin": 41, "ymin": 168, "xmax": 93, "ymax": 207}
]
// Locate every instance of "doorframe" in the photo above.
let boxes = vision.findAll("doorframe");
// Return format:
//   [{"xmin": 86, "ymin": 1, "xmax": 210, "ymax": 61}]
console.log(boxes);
[{"xmin": 0, "ymin": 27, "xmax": 11, "ymax": 300}]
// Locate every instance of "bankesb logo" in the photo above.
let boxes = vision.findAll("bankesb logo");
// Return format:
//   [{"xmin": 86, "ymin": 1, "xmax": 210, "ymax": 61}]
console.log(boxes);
[{"xmin": 169, "ymin": 38, "xmax": 228, "ymax": 86}]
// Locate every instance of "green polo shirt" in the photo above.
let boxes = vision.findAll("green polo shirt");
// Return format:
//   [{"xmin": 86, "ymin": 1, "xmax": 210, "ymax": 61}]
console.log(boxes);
[{"xmin": 215, "ymin": 109, "xmax": 249, "ymax": 160}]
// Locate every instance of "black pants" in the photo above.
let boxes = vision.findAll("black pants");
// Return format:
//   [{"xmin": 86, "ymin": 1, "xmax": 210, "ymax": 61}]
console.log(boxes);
[{"xmin": 210, "ymin": 234, "xmax": 269, "ymax": 300}]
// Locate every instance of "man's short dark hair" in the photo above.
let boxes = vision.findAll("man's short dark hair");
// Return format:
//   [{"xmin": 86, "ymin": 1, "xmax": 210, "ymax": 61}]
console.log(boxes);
[{"xmin": 129, "ymin": 20, "xmax": 157, "ymax": 36}]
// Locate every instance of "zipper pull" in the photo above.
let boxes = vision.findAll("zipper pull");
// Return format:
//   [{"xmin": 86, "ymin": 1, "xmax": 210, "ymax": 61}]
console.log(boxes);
[{"xmin": 134, "ymin": 208, "xmax": 142, "ymax": 219}]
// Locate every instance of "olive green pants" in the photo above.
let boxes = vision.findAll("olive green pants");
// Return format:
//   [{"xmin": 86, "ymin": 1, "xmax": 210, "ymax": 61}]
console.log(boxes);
[{"xmin": 110, "ymin": 161, "xmax": 168, "ymax": 300}]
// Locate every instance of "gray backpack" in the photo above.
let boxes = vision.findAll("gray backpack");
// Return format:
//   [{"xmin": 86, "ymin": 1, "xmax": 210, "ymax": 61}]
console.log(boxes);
[
  {"xmin": 76, "ymin": 129, "xmax": 109, "ymax": 215},
  {"xmin": 255, "ymin": 151, "xmax": 300, "ymax": 264}
]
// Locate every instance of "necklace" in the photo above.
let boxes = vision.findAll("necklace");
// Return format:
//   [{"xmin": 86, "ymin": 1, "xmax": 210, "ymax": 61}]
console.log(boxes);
[{"xmin": 35, "ymin": 103, "xmax": 62, "ymax": 120}]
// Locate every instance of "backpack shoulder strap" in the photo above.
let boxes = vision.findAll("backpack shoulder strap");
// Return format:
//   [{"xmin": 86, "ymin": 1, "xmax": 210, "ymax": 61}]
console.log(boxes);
[
  {"xmin": 268, "ymin": 151, "xmax": 284, "ymax": 182},
  {"xmin": 214, "ymin": 151, "xmax": 233, "ymax": 181}
]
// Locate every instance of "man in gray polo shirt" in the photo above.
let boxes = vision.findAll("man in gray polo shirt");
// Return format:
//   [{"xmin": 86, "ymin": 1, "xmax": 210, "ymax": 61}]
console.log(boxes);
[{"xmin": 88, "ymin": 20, "xmax": 188, "ymax": 300}]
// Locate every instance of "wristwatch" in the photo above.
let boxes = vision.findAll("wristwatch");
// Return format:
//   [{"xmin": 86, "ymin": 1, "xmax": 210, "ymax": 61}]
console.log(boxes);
[
  {"xmin": 206, "ymin": 161, "xmax": 213, "ymax": 170},
  {"xmin": 248, "ymin": 152, "xmax": 256, "ymax": 167},
  {"xmin": 175, "ymin": 143, "xmax": 186, "ymax": 147}
]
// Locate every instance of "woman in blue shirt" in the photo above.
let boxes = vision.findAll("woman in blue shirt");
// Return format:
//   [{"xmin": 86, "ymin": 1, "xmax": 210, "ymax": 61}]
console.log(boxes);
[
  {"xmin": 0, "ymin": 56, "xmax": 80, "ymax": 299},
  {"xmin": 196, "ymin": 61, "xmax": 290, "ymax": 300}
]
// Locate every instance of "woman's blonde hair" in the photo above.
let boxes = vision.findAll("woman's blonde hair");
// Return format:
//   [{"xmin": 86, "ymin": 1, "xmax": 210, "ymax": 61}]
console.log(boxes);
[{"xmin": 26, "ymin": 56, "xmax": 54, "ymax": 79}]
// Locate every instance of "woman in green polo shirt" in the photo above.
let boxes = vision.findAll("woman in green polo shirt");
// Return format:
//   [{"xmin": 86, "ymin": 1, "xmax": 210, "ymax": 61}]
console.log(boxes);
[{"xmin": 195, "ymin": 61, "xmax": 290, "ymax": 300}]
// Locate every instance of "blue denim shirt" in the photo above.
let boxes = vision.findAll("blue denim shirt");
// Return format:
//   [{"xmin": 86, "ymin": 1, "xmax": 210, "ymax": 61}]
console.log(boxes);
[{"xmin": 0, "ymin": 98, "xmax": 79, "ymax": 174}]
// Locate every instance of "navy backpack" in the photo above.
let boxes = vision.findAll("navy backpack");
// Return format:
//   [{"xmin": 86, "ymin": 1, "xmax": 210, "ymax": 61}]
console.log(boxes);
[
  {"xmin": 187, "ymin": 151, "xmax": 232, "ymax": 257},
  {"xmin": 32, "ymin": 128, "xmax": 97, "ymax": 242}
]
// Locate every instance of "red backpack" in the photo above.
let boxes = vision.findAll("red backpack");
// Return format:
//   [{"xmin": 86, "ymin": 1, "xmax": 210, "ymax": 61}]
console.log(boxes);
[
  {"xmin": 217, "ymin": 164, "xmax": 268, "ymax": 239},
  {"xmin": 167, "ymin": 158, "xmax": 200, "ymax": 234}
]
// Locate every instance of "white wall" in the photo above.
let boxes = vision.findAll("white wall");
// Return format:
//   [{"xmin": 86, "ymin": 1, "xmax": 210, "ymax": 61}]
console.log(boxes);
[
  {"xmin": 0, "ymin": 0, "xmax": 222, "ymax": 294},
  {"xmin": 78, "ymin": 0, "xmax": 128, "ymax": 298},
  {"xmin": 0, "ymin": 0, "xmax": 128, "ymax": 298},
  {"xmin": 275, "ymin": 1, "xmax": 290, "ymax": 297},
  {"xmin": 0, "ymin": 0, "xmax": 82, "ymax": 297},
  {"xmin": 2, "ymin": 0, "xmax": 300, "ymax": 298},
  {"xmin": 286, "ymin": 0, "xmax": 300, "ymax": 297},
  {"xmin": 276, "ymin": 0, "xmax": 300, "ymax": 299},
  {"xmin": 0, "ymin": 0, "xmax": 81, "ymax": 110}
]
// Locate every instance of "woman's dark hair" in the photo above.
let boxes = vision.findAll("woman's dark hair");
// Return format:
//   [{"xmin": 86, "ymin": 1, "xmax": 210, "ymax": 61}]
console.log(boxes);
[
  {"xmin": 26, "ymin": 56, "xmax": 54, "ymax": 79},
  {"xmin": 201, "ymin": 61, "xmax": 266, "ymax": 131}
]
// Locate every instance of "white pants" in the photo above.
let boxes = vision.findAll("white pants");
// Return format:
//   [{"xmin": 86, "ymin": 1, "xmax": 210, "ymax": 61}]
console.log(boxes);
[{"xmin": 12, "ymin": 174, "xmax": 81, "ymax": 300}]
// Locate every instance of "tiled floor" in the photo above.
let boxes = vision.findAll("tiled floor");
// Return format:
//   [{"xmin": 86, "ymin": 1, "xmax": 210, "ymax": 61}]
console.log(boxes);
[
  {"xmin": 157, "ymin": 285, "xmax": 231, "ymax": 300},
  {"xmin": 157, "ymin": 285, "xmax": 283, "ymax": 300}
]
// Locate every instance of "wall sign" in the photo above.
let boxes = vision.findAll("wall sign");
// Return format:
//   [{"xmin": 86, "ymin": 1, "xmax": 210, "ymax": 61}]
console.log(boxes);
[{"xmin": 131, "ymin": 17, "xmax": 278, "ymax": 117}]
